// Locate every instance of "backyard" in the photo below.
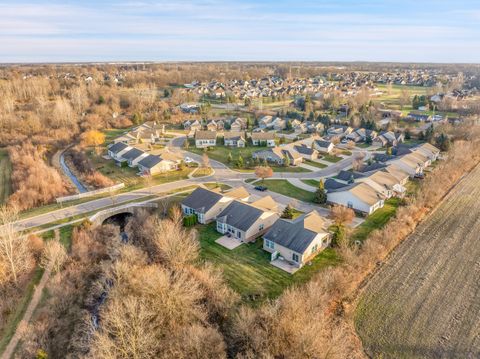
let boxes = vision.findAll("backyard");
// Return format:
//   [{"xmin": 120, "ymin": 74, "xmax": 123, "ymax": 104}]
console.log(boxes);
[
  {"xmin": 0, "ymin": 149, "xmax": 12, "ymax": 204},
  {"xmin": 196, "ymin": 224, "xmax": 340, "ymax": 303}
]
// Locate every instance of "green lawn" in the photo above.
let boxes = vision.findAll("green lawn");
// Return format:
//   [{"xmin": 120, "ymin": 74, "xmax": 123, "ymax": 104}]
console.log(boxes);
[
  {"xmin": 301, "ymin": 179, "xmax": 320, "ymax": 187},
  {"xmin": 262, "ymin": 179, "xmax": 316, "ymax": 203},
  {"xmin": 0, "ymin": 148, "xmax": 12, "ymax": 204},
  {"xmin": 323, "ymin": 154, "xmax": 343, "ymax": 163},
  {"xmin": 191, "ymin": 167, "xmax": 214, "ymax": 178},
  {"xmin": 304, "ymin": 159, "xmax": 328, "ymax": 169},
  {"xmin": 350, "ymin": 198, "xmax": 401, "ymax": 243},
  {"xmin": 188, "ymin": 145, "xmax": 310, "ymax": 173},
  {"xmin": 196, "ymin": 224, "xmax": 340, "ymax": 303},
  {"xmin": 374, "ymin": 84, "xmax": 429, "ymax": 109},
  {"xmin": 356, "ymin": 143, "xmax": 371, "ymax": 148}
]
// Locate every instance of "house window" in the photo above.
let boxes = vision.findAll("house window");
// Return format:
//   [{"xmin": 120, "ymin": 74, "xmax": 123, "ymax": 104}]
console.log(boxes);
[
  {"xmin": 292, "ymin": 253, "xmax": 299, "ymax": 263},
  {"xmin": 265, "ymin": 239, "xmax": 275, "ymax": 249},
  {"xmin": 259, "ymin": 224, "xmax": 264, "ymax": 231},
  {"xmin": 347, "ymin": 201, "xmax": 353, "ymax": 209},
  {"xmin": 311, "ymin": 244, "xmax": 318, "ymax": 254}
]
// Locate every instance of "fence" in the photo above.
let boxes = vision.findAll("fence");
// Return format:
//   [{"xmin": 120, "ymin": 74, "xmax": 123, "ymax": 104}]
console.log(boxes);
[{"xmin": 56, "ymin": 183, "xmax": 125, "ymax": 203}]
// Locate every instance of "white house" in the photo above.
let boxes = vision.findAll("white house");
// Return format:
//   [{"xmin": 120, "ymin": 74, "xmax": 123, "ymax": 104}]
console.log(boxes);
[
  {"xmin": 195, "ymin": 130, "xmax": 217, "ymax": 148},
  {"xmin": 327, "ymin": 182, "xmax": 385, "ymax": 215},
  {"xmin": 251, "ymin": 132, "xmax": 276, "ymax": 147},
  {"xmin": 224, "ymin": 132, "xmax": 246, "ymax": 147}
]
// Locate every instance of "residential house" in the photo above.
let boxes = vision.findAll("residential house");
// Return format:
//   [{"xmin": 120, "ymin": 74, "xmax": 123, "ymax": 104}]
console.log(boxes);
[
  {"xmin": 251, "ymin": 132, "xmax": 276, "ymax": 147},
  {"xmin": 121, "ymin": 148, "xmax": 148, "ymax": 167},
  {"xmin": 137, "ymin": 154, "xmax": 177, "ymax": 176},
  {"xmin": 293, "ymin": 144, "xmax": 318, "ymax": 161},
  {"xmin": 195, "ymin": 130, "xmax": 217, "ymax": 148},
  {"xmin": 253, "ymin": 146, "xmax": 303, "ymax": 166},
  {"xmin": 183, "ymin": 119, "xmax": 202, "ymax": 131},
  {"xmin": 272, "ymin": 117, "xmax": 287, "ymax": 131},
  {"xmin": 207, "ymin": 120, "xmax": 218, "ymax": 131},
  {"xmin": 373, "ymin": 131, "xmax": 404, "ymax": 147},
  {"xmin": 216, "ymin": 196, "xmax": 280, "ymax": 242},
  {"xmin": 384, "ymin": 165, "xmax": 410, "ymax": 186},
  {"xmin": 224, "ymin": 132, "xmax": 246, "ymax": 147},
  {"xmin": 335, "ymin": 170, "xmax": 364, "ymax": 184},
  {"xmin": 346, "ymin": 128, "xmax": 378, "ymax": 143},
  {"xmin": 408, "ymin": 113, "xmax": 431, "ymax": 122},
  {"xmin": 258, "ymin": 115, "xmax": 273, "ymax": 129},
  {"xmin": 314, "ymin": 139, "xmax": 335, "ymax": 154},
  {"xmin": 359, "ymin": 170, "xmax": 405, "ymax": 198},
  {"xmin": 391, "ymin": 153, "xmax": 425, "ymax": 178},
  {"xmin": 327, "ymin": 125, "xmax": 353, "ymax": 139},
  {"xmin": 327, "ymin": 182, "xmax": 385, "ymax": 215},
  {"xmin": 181, "ymin": 186, "xmax": 250, "ymax": 224},
  {"xmin": 263, "ymin": 211, "xmax": 331, "ymax": 271},
  {"xmin": 230, "ymin": 117, "xmax": 247, "ymax": 132},
  {"xmin": 108, "ymin": 142, "xmax": 132, "ymax": 162}
]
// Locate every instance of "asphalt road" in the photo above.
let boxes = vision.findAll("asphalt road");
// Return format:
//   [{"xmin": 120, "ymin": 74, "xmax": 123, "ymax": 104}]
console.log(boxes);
[{"xmin": 11, "ymin": 134, "xmax": 366, "ymax": 232}]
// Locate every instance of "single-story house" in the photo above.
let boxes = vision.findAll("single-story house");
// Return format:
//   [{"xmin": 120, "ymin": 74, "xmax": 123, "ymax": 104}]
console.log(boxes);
[
  {"xmin": 391, "ymin": 153, "xmax": 425, "ymax": 178},
  {"xmin": 293, "ymin": 145, "xmax": 319, "ymax": 161},
  {"xmin": 119, "ymin": 148, "xmax": 148, "ymax": 167},
  {"xmin": 108, "ymin": 142, "xmax": 132, "ymax": 161},
  {"xmin": 181, "ymin": 186, "xmax": 250, "ymax": 224},
  {"xmin": 263, "ymin": 211, "xmax": 331, "ymax": 270},
  {"xmin": 253, "ymin": 146, "xmax": 303, "ymax": 166},
  {"xmin": 137, "ymin": 154, "xmax": 177, "ymax": 176},
  {"xmin": 195, "ymin": 130, "xmax": 217, "ymax": 148},
  {"xmin": 384, "ymin": 165, "xmax": 410, "ymax": 186},
  {"xmin": 408, "ymin": 113, "xmax": 431, "ymax": 122},
  {"xmin": 327, "ymin": 182, "xmax": 385, "ymax": 215},
  {"xmin": 359, "ymin": 170, "xmax": 405, "ymax": 198},
  {"xmin": 251, "ymin": 132, "xmax": 276, "ymax": 147},
  {"xmin": 373, "ymin": 131, "xmax": 404, "ymax": 147},
  {"xmin": 216, "ymin": 196, "xmax": 280, "ymax": 242},
  {"xmin": 327, "ymin": 125, "xmax": 353, "ymax": 138},
  {"xmin": 346, "ymin": 128, "xmax": 378, "ymax": 143},
  {"xmin": 258, "ymin": 115, "xmax": 273, "ymax": 129},
  {"xmin": 314, "ymin": 139, "xmax": 335, "ymax": 154},
  {"xmin": 336, "ymin": 170, "xmax": 365, "ymax": 184},
  {"xmin": 224, "ymin": 132, "xmax": 246, "ymax": 147}
]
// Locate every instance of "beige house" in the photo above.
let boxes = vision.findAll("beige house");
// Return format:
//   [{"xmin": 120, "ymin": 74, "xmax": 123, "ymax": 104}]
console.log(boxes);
[
  {"xmin": 195, "ymin": 130, "xmax": 217, "ymax": 148},
  {"xmin": 251, "ymin": 132, "xmax": 276, "ymax": 147},
  {"xmin": 181, "ymin": 186, "xmax": 250, "ymax": 224},
  {"xmin": 216, "ymin": 196, "xmax": 279, "ymax": 242},
  {"xmin": 224, "ymin": 131, "xmax": 246, "ymax": 147},
  {"xmin": 263, "ymin": 211, "xmax": 331, "ymax": 271},
  {"xmin": 327, "ymin": 182, "xmax": 385, "ymax": 215}
]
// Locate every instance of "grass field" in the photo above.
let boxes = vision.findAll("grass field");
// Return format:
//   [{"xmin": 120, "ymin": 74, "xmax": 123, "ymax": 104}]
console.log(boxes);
[
  {"xmin": 355, "ymin": 165, "xmax": 480, "ymax": 358},
  {"xmin": 262, "ymin": 179, "xmax": 316, "ymax": 203},
  {"xmin": 350, "ymin": 197, "xmax": 401, "ymax": 243},
  {"xmin": 322, "ymin": 154, "xmax": 343, "ymax": 163},
  {"xmin": 197, "ymin": 224, "xmax": 340, "ymax": 303},
  {"xmin": 304, "ymin": 159, "xmax": 328, "ymax": 168},
  {"xmin": 373, "ymin": 84, "xmax": 429, "ymax": 109},
  {"xmin": 0, "ymin": 149, "xmax": 12, "ymax": 204},
  {"xmin": 188, "ymin": 146, "xmax": 310, "ymax": 173},
  {"xmin": 301, "ymin": 179, "xmax": 320, "ymax": 187}
]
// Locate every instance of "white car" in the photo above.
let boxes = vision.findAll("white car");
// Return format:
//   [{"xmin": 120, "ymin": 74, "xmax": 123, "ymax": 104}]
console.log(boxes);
[{"xmin": 184, "ymin": 157, "xmax": 194, "ymax": 163}]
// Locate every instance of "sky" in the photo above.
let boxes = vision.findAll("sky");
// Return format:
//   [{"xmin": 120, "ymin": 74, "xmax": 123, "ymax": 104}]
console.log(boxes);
[{"xmin": 0, "ymin": 0, "xmax": 479, "ymax": 63}]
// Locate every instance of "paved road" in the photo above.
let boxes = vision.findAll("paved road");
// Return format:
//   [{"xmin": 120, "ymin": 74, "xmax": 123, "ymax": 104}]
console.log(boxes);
[{"xmin": 11, "ymin": 134, "xmax": 365, "ymax": 232}]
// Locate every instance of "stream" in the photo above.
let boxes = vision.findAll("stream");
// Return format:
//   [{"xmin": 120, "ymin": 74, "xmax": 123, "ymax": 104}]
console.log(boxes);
[{"xmin": 59, "ymin": 151, "xmax": 88, "ymax": 193}]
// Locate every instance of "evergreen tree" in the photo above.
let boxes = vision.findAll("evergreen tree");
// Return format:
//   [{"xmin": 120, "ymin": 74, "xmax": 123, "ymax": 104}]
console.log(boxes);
[
  {"xmin": 237, "ymin": 155, "xmax": 244, "ymax": 168},
  {"xmin": 227, "ymin": 152, "xmax": 233, "ymax": 163},
  {"xmin": 283, "ymin": 154, "xmax": 291, "ymax": 167},
  {"xmin": 314, "ymin": 179, "xmax": 327, "ymax": 204},
  {"xmin": 281, "ymin": 204, "xmax": 294, "ymax": 219}
]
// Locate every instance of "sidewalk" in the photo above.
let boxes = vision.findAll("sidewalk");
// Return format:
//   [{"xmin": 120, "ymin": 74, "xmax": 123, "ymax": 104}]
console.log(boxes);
[{"xmin": 287, "ymin": 178, "xmax": 317, "ymax": 192}]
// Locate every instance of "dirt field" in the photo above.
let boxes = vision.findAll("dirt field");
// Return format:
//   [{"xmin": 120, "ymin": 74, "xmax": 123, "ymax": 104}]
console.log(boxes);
[
  {"xmin": 355, "ymin": 164, "xmax": 480, "ymax": 359},
  {"xmin": 0, "ymin": 149, "xmax": 12, "ymax": 204}
]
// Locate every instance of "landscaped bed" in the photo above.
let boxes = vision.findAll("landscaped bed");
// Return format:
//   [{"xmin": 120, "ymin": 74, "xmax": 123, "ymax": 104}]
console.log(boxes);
[
  {"xmin": 304, "ymin": 159, "xmax": 328, "ymax": 168},
  {"xmin": 196, "ymin": 224, "xmax": 340, "ymax": 303}
]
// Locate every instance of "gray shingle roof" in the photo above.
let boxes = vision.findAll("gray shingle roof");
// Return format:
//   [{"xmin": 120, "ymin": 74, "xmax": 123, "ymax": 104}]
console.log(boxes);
[
  {"xmin": 294, "ymin": 145, "xmax": 315, "ymax": 155},
  {"xmin": 324, "ymin": 178, "xmax": 349, "ymax": 191},
  {"xmin": 336, "ymin": 170, "xmax": 364, "ymax": 182},
  {"xmin": 121, "ymin": 148, "xmax": 145, "ymax": 160},
  {"xmin": 264, "ymin": 216, "xmax": 317, "ymax": 253},
  {"xmin": 108, "ymin": 142, "xmax": 128, "ymax": 154},
  {"xmin": 217, "ymin": 201, "xmax": 263, "ymax": 232},
  {"xmin": 138, "ymin": 154, "xmax": 162, "ymax": 169},
  {"xmin": 181, "ymin": 187, "xmax": 223, "ymax": 214}
]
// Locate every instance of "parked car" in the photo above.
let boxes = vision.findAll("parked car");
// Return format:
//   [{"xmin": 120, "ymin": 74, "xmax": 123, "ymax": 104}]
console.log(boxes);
[
  {"xmin": 254, "ymin": 185, "xmax": 268, "ymax": 191},
  {"xmin": 184, "ymin": 157, "xmax": 194, "ymax": 163},
  {"xmin": 414, "ymin": 173, "xmax": 425, "ymax": 179}
]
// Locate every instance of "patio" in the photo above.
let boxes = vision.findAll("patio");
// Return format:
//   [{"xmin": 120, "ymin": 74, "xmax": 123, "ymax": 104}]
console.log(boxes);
[
  {"xmin": 215, "ymin": 235, "xmax": 243, "ymax": 250},
  {"xmin": 270, "ymin": 258, "xmax": 299, "ymax": 274}
]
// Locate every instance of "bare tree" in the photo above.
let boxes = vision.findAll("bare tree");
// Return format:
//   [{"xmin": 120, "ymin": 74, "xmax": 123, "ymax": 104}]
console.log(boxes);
[
  {"xmin": 0, "ymin": 205, "xmax": 33, "ymax": 284},
  {"xmin": 40, "ymin": 233, "xmax": 67, "ymax": 273},
  {"xmin": 254, "ymin": 166, "xmax": 273, "ymax": 182}
]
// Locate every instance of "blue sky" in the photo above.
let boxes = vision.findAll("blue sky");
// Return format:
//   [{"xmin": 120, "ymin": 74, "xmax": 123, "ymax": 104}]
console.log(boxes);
[{"xmin": 0, "ymin": 0, "xmax": 479, "ymax": 63}]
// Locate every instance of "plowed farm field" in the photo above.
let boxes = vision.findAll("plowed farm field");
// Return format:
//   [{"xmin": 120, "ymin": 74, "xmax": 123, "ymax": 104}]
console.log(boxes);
[{"xmin": 355, "ymin": 164, "xmax": 480, "ymax": 359}]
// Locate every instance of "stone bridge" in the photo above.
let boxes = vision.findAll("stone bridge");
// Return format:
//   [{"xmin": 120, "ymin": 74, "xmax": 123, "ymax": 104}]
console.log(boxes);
[{"xmin": 88, "ymin": 202, "xmax": 158, "ymax": 225}]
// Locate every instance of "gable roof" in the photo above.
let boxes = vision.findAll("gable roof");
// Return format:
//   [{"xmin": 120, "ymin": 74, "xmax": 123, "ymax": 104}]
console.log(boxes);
[
  {"xmin": 195, "ymin": 130, "xmax": 217, "ymax": 140},
  {"xmin": 181, "ymin": 187, "xmax": 224, "ymax": 214},
  {"xmin": 137, "ymin": 154, "xmax": 162, "ymax": 169},
  {"xmin": 337, "ymin": 170, "xmax": 364, "ymax": 182},
  {"xmin": 251, "ymin": 132, "xmax": 275, "ymax": 141},
  {"xmin": 294, "ymin": 145, "xmax": 316, "ymax": 155},
  {"xmin": 325, "ymin": 178, "xmax": 349, "ymax": 191},
  {"xmin": 224, "ymin": 186, "xmax": 250, "ymax": 200},
  {"xmin": 264, "ymin": 211, "xmax": 328, "ymax": 254},
  {"xmin": 121, "ymin": 148, "xmax": 145, "ymax": 160},
  {"xmin": 217, "ymin": 200, "xmax": 265, "ymax": 231},
  {"xmin": 108, "ymin": 142, "xmax": 129, "ymax": 154},
  {"xmin": 224, "ymin": 131, "xmax": 245, "ymax": 141}
]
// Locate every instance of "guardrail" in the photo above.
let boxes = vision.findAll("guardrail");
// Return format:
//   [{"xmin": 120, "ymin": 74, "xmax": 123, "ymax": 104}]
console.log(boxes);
[
  {"xmin": 56, "ymin": 183, "xmax": 125, "ymax": 203},
  {"xmin": 88, "ymin": 202, "xmax": 158, "ymax": 224}
]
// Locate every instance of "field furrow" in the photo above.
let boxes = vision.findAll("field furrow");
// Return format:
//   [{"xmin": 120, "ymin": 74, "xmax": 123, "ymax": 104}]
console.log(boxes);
[{"xmin": 355, "ymin": 164, "xmax": 480, "ymax": 359}]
